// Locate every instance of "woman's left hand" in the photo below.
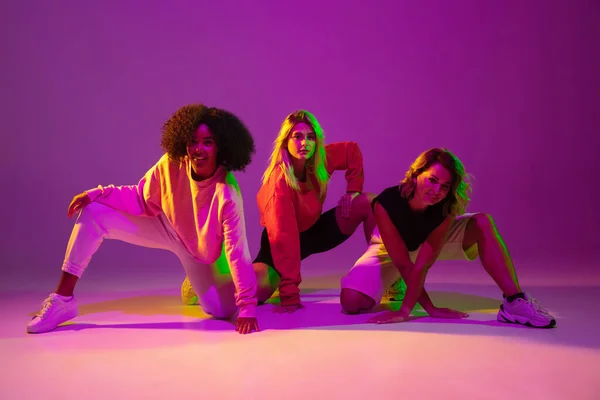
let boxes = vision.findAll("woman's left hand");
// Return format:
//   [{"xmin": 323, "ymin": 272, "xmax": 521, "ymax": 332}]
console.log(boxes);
[
  {"xmin": 338, "ymin": 192, "xmax": 360, "ymax": 218},
  {"xmin": 236, "ymin": 317, "xmax": 259, "ymax": 334}
]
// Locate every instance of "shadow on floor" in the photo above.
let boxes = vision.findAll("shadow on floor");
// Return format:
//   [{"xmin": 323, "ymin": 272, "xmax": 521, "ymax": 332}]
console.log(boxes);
[
  {"xmin": 26, "ymin": 288, "xmax": 502, "ymax": 319},
  {"xmin": 21, "ymin": 284, "xmax": 599, "ymax": 350}
]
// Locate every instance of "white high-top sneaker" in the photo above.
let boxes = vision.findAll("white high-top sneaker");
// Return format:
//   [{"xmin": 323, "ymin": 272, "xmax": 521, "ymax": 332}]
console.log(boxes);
[
  {"xmin": 181, "ymin": 276, "xmax": 198, "ymax": 305},
  {"xmin": 27, "ymin": 293, "xmax": 79, "ymax": 333},
  {"xmin": 383, "ymin": 278, "xmax": 407, "ymax": 302},
  {"xmin": 497, "ymin": 293, "xmax": 556, "ymax": 328}
]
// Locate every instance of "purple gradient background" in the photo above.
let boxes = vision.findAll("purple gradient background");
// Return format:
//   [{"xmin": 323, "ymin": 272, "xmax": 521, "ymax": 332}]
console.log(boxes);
[{"xmin": 2, "ymin": 1, "xmax": 598, "ymax": 291}]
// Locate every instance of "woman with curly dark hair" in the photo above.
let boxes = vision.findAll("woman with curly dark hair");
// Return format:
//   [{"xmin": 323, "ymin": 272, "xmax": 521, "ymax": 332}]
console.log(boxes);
[
  {"xmin": 341, "ymin": 148, "xmax": 556, "ymax": 329},
  {"xmin": 27, "ymin": 104, "xmax": 261, "ymax": 335}
]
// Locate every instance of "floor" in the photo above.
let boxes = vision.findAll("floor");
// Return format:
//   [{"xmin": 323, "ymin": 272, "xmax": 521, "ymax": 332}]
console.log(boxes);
[{"xmin": 2, "ymin": 258, "xmax": 599, "ymax": 400}]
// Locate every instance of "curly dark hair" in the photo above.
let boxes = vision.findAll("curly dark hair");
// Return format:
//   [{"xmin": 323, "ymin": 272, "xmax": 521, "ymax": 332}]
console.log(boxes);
[{"xmin": 160, "ymin": 104, "xmax": 255, "ymax": 171}]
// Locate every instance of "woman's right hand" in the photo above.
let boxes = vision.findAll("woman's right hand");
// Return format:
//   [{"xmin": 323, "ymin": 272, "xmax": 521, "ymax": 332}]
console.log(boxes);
[
  {"xmin": 67, "ymin": 192, "xmax": 91, "ymax": 218},
  {"xmin": 236, "ymin": 317, "xmax": 260, "ymax": 334}
]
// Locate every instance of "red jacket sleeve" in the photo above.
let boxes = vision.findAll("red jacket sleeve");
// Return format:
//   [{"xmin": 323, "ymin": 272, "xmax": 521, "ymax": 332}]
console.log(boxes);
[
  {"xmin": 325, "ymin": 142, "xmax": 364, "ymax": 193},
  {"xmin": 263, "ymin": 181, "xmax": 302, "ymax": 307}
]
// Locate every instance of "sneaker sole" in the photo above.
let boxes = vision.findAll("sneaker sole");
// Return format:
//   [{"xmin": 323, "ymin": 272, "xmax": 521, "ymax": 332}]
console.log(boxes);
[
  {"xmin": 182, "ymin": 295, "xmax": 199, "ymax": 306},
  {"xmin": 385, "ymin": 296, "xmax": 405, "ymax": 302},
  {"xmin": 497, "ymin": 310, "xmax": 557, "ymax": 329},
  {"xmin": 26, "ymin": 309, "xmax": 79, "ymax": 334}
]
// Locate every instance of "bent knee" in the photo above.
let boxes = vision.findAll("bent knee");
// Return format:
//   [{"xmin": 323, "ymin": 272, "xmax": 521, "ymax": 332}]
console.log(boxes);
[
  {"xmin": 78, "ymin": 201, "xmax": 105, "ymax": 220},
  {"xmin": 257, "ymin": 286, "xmax": 276, "ymax": 305},
  {"xmin": 363, "ymin": 192, "xmax": 377, "ymax": 203},
  {"xmin": 336, "ymin": 194, "xmax": 373, "ymax": 226},
  {"xmin": 349, "ymin": 193, "xmax": 378, "ymax": 219},
  {"xmin": 351, "ymin": 193, "xmax": 372, "ymax": 211},
  {"xmin": 472, "ymin": 212, "xmax": 495, "ymax": 232},
  {"xmin": 340, "ymin": 288, "xmax": 375, "ymax": 314},
  {"xmin": 200, "ymin": 293, "xmax": 237, "ymax": 319},
  {"xmin": 202, "ymin": 303, "xmax": 237, "ymax": 319},
  {"xmin": 253, "ymin": 262, "xmax": 279, "ymax": 305},
  {"xmin": 77, "ymin": 202, "xmax": 118, "ymax": 228}
]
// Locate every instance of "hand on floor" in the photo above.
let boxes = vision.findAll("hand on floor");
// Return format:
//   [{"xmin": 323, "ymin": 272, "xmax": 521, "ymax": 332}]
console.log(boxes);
[
  {"xmin": 273, "ymin": 304, "xmax": 304, "ymax": 314},
  {"xmin": 367, "ymin": 310, "xmax": 410, "ymax": 324},
  {"xmin": 236, "ymin": 317, "xmax": 259, "ymax": 334},
  {"xmin": 428, "ymin": 307, "xmax": 469, "ymax": 319}
]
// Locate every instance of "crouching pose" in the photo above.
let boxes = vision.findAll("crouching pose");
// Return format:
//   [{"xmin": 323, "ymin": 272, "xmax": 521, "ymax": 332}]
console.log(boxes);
[
  {"xmin": 28, "ymin": 104, "xmax": 260, "ymax": 334},
  {"xmin": 340, "ymin": 148, "xmax": 556, "ymax": 329},
  {"xmin": 252, "ymin": 110, "xmax": 376, "ymax": 312}
]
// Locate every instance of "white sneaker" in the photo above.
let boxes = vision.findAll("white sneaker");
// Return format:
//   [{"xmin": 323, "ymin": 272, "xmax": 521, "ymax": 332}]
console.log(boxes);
[
  {"xmin": 27, "ymin": 293, "xmax": 79, "ymax": 334},
  {"xmin": 497, "ymin": 293, "xmax": 556, "ymax": 328},
  {"xmin": 383, "ymin": 278, "xmax": 407, "ymax": 302},
  {"xmin": 181, "ymin": 276, "xmax": 198, "ymax": 305}
]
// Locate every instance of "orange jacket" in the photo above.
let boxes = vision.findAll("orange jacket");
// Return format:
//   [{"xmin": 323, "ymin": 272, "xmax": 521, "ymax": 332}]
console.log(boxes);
[{"xmin": 256, "ymin": 142, "xmax": 364, "ymax": 306}]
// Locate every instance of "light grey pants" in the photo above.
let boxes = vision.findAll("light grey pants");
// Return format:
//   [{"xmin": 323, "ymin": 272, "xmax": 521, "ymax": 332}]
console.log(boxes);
[{"xmin": 61, "ymin": 202, "xmax": 237, "ymax": 318}]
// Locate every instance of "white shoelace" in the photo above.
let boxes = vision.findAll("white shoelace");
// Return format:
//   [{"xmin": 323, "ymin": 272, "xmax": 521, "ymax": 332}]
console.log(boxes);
[
  {"xmin": 524, "ymin": 295, "xmax": 551, "ymax": 316},
  {"xmin": 36, "ymin": 297, "xmax": 57, "ymax": 318},
  {"xmin": 385, "ymin": 279, "xmax": 405, "ymax": 295}
]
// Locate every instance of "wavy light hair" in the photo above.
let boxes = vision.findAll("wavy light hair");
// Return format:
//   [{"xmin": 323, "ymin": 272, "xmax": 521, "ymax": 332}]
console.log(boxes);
[
  {"xmin": 261, "ymin": 110, "xmax": 329, "ymax": 198},
  {"xmin": 400, "ymin": 148, "xmax": 472, "ymax": 216}
]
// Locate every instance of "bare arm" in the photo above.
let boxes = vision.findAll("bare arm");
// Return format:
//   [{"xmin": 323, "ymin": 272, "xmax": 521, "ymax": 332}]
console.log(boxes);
[
  {"xmin": 395, "ymin": 215, "xmax": 455, "ymax": 317},
  {"xmin": 374, "ymin": 202, "xmax": 437, "ymax": 313}
]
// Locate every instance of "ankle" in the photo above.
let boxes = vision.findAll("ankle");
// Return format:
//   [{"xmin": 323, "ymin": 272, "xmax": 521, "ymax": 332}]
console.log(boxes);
[{"xmin": 503, "ymin": 292, "xmax": 525, "ymax": 303}]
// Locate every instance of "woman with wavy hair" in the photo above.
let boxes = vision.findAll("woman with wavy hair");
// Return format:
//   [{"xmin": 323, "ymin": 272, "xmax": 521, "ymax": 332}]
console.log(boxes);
[
  {"xmin": 340, "ymin": 148, "xmax": 556, "ymax": 328},
  {"xmin": 27, "ymin": 104, "xmax": 260, "ymax": 335},
  {"xmin": 251, "ymin": 110, "xmax": 375, "ymax": 313}
]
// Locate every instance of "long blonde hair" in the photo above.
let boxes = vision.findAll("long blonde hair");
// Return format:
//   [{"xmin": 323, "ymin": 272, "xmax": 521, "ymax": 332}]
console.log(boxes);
[
  {"xmin": 262, "ymin": 110, "xmax": 329, "ymax": 198},
  {"xmin": 400, "ymin": 148, "xmax": 472, "ymax": 216}
]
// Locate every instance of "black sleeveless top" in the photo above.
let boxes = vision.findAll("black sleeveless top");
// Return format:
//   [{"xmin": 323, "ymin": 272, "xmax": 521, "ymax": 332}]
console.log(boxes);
[{"xmin": 372, "ymin": 185, "xmax": 446, "ymax": 251}]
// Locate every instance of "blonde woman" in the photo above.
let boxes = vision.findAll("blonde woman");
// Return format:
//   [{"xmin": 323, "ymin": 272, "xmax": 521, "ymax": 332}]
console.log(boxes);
[
  {"xmin": 341, "ymin": 148, "xmax": 556, "ymax": 328},
  {"xmin": 252, "ymin": 110, "xmax": 375, "ymax": 313}
]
